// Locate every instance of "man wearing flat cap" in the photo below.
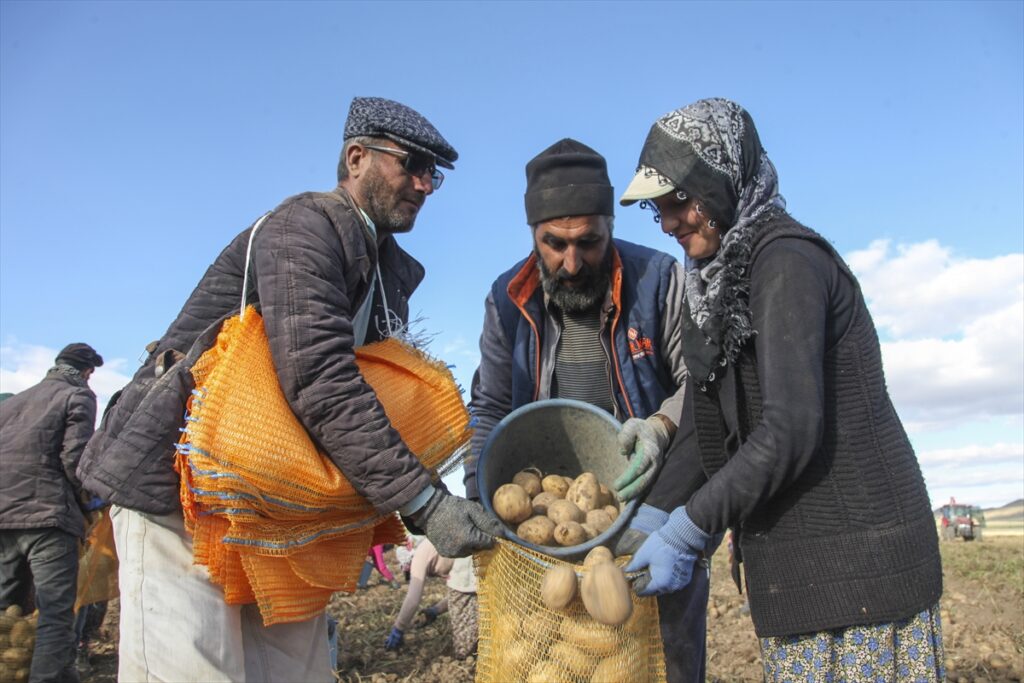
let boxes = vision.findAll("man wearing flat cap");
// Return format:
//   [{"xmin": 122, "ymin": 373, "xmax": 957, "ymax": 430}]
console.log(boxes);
[
  {"xmin": 77, "ymin": 97, "xmax": 501, "ymax": 681},
  {"xmin": 1, "ymin": 343, "xmax": 104, "ymax": 683},
  {"xmin": 463, "ymin": 138, "xmax": 713, "ymax": 681}
]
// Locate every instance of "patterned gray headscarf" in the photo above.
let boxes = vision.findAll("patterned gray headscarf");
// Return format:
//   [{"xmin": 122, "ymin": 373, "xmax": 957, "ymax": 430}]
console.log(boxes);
[{"xmin": 636, "ymin": 98, "xmax": 786, "ymax": 364}]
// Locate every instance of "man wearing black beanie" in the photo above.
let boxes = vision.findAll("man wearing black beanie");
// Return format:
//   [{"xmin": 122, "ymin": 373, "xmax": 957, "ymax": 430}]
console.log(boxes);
[
  {"xmin": 464, "ymin": 138, "xmax": 712, "ymax": 682},
  {"xmin": 0, "ymin": 342, "xmax": 103, "ymax": 683}
]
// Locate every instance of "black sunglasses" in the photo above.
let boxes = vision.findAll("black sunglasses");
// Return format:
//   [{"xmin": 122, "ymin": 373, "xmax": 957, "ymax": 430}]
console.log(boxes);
[{"xmin": 363, "ymin": 144, "xmax": 444, "ymax": 190}]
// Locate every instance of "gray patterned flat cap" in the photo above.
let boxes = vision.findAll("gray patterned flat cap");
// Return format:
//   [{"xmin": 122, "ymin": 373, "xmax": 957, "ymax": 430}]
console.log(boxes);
[{"xmin": 344, "ymin": 96, "xmax": 458, "ymax": 169}]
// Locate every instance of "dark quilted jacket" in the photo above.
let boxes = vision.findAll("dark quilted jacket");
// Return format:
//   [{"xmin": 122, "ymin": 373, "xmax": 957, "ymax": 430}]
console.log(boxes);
[
  {"xmin": 78, "ymin": 188, "xmax": 432, "ymax": 515},
  {"xmin": 0, "ymin": 369, "xmax": 97, "ymax": 538}
]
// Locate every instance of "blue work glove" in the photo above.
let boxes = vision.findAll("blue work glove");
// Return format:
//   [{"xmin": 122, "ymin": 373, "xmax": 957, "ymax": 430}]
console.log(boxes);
[
  {"xmin": 384, "ymin": 626, "xmax": 404, "ymax": 650},
  {"xmin": 613, "ymin": 416, "xmax": 672, "ymax": 501},
  {"xmin": 421, "ymin": 605, "xmax": 440, "ymax": 625},
  {"xmin": 625, "ymin": 506, "xmax": 710, "ymax": 596},
  {"xmin": 612, "ymin": 503, "xmax": 669, "ymax": 556},
  {"xmin": 84, "ymin": 495, "xmax": 106, "ymax": 512}
]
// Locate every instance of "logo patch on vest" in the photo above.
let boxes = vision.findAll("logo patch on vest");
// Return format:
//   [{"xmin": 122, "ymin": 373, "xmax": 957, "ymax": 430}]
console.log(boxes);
[{"xmin": 628, "ymin": 327, "xmax": 654, "ymax": 360}]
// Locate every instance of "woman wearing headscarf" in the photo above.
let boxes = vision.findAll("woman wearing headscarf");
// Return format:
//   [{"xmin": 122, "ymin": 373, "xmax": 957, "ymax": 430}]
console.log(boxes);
[{"xmin": 618, "ymin": 98, "xmax": 944, "ymax": 681}]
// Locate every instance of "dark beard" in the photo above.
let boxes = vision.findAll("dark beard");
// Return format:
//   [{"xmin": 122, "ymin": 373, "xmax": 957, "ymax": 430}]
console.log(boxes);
[
  {"xmin": 536, "ymin": 246, "xmax": 612, "ymax": 314},
  {"xmin": 361, "ymin": 165, "xmax": 418, "ymax": 234}
]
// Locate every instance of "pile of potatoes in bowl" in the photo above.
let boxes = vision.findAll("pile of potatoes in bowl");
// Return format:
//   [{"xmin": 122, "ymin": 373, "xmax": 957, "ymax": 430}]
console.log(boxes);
[{"xmin": 491, "ymin": 467, "xmax": 622, "ymax": 547}]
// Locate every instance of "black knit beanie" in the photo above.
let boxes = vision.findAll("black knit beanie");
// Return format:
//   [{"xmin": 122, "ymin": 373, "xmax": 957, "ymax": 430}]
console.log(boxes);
[
  {"xmin": 524, "ymin": 138, "xmax": 614, "ymax": 225},
  {"xmin": 56, "ymin": 343, "xmax": 104, "ymax": 371}
]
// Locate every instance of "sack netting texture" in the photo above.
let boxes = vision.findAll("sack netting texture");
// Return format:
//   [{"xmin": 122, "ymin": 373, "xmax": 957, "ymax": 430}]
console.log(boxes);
[
  {"xmin": 176, "ymin": 307, "xmax": 471, "ymax": 625},
  {"xmin": 476, "ymin": 540, "xmax": 666, "ymax": 683}
]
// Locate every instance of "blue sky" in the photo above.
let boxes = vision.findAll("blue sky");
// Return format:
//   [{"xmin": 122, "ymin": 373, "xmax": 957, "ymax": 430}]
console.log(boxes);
[{"xmin": 2, "ymin": 1, "xmax": 1022, "ymax": 508}]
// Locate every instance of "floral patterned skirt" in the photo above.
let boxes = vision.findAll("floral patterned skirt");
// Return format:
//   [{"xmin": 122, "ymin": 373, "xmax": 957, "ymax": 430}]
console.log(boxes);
[{"xmin": 761, "ymin": 603, "xmax": 944, "ymax": 682}]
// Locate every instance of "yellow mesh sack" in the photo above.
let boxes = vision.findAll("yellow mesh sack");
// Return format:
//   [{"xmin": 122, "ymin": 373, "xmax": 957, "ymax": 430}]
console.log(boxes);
[
  {"xmin": 175, "ymin": 306, "xmax": 470, "ymax": 625},
  {"xmin": 476, "ymin": 540, "xmax": 667, "ymax": 683},
  {"xmin": 75, "ymin": 509, "xmax": 119, "ymax": 611}
]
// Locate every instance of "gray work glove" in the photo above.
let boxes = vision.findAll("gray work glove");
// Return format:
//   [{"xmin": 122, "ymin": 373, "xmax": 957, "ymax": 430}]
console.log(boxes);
[
  {"xmin": 613, "ymin": 416, "xmax": 672, "ymax": 501},
  {"xmin": 411, "ymin": 489, "xmax": 504, "ymax": 557}
]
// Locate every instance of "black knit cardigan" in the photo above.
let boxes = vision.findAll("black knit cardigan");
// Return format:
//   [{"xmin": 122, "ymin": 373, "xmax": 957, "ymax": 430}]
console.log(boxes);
[{"xmin": 666, "ymin": 210, "xmax": 942, "ymax": 637}]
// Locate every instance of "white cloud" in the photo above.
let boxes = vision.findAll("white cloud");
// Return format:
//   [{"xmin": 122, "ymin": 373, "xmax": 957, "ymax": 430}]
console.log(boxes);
[
  {"xmin": 843, "ymin": 240, "xmax": 1024, "ymax": 508},
  {"xmin": 847, "ymin": 240, "xmax": 1024, "ymax": 339},
  {"xmin": 844, "ymin": 241, "xmax": 1024, "ymax": 429},
  {"xmin": 1, "ymin": 341, "xmax": 133, "ymax": 421}
]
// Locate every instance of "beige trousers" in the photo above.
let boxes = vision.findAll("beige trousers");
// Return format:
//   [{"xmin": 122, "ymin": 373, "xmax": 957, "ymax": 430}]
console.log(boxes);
[{"xmin": 110, "ymin": 505, "xmax": 331, "ymax": 683}]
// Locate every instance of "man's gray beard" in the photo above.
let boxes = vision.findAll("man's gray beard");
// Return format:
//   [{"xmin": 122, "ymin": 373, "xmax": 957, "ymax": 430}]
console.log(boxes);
[
  {"xmin": 362, "ymin": 166, "xmax": 415, "ymax": 234},
  {"xmin": 536, "ymin": 251, "xmax": 611, "ymax": 314}
]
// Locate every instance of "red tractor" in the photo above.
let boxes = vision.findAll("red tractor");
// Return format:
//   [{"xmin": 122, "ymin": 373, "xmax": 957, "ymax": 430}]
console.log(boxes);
[{"xmin": 939, "ymin": 497, "xmax": 986, "ymax": 541}]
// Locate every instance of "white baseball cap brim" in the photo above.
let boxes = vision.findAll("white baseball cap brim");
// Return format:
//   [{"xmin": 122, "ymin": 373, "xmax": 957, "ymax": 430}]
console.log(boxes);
[{"xmin": 618, "ymin": 165, "xmax": 675, "ymax": 206}]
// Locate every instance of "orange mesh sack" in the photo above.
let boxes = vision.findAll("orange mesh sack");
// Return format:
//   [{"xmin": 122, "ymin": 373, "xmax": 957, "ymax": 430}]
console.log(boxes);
[
  {"xmin": 476, "ymin": 540, "xmax": 666, "ymax": 683},
  {"xmin": 75, "ymin": 509, "xmax": 119, "ymax": 611},
  {"xmin": 176, "ymin": 305, "xmax": 470, "ymax": 625}
]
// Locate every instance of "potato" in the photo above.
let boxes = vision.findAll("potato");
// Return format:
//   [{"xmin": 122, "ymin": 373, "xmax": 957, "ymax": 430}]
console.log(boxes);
[
  {"xmin": 581, "ymin": 562, "xmax": 633, "ymax": 626},
  {"xmin": 501, "ymin": 638, "xmax": 533, "ymax": 675},
  {"xmin": 561, "ymin": 475, "xmax": 575, "ymax": 490},
  {"xmin": 553, "ymin": 521, "xmax": 588, "ymax": 546},
  {"xmin": 586, "ymin": 509, "xmax": 614, "ymax": 534},
  {"xmin": 602, "ymin": 504, "xmax": 620, "ymax": 521},
  {"xmin": 541, "ymin": 474, "xmax": 569, "ymax": 498},
  {"xmin": 8, "ymin": 621, "xmax": 32, "ymax": 648},
  {"xmin": 561, "ymin": 616, "xmax": 620, "ymax": 655},
  {"xmin": 581, "ymin": 523, "xmax": 599, "ymax": 540},
  {"xmin": 549, "ymin": 642, "xmax": 591, "ymax": 678},
  {"xmin": 14, "ymin": 667, "xmax": 29, "ymax": 683},
  {"xmin": 493, "ymin": 483, "xmax": 533, "ymax": 524},
  {"xmin": 512, "ymin": 469, "xmax": 543, "ymax": 498},
  {"xmin": 2, "ymin": 647, "xmax": 30, "ymax": 666},
  {"xmin": 531, "ymin": 491, "xmax": 559, "ymax": 516},
  {"xmin": 546, "ymin": 499, "xmax": 584, "ymax": 525},
  {"xmin": 583, "ymin": 546, "xmax": 614, "ymax": 567},
  {"xmin": 540, "ymin": 564, "xmax": 578, "ymax": 610},
  {"xmin": 591, "ymin": 651, "xmax": 644, "ymax": 683},
  {"xmin": 567, "ymin": 473, "xmax": 600, "ymax": 513},
  {"xmin": 527, "ymin": 660, "xmax": 561, "ymax": 683},
  {"xmin": 3, "ymin": 606, "xmax": 22, "ymax": 618},
  {"xmin": 517, "ymin": 515, "xmax": 556, "ymax": 545},
  {"xmin": 0, "ymin": 615, "xmax": 14, "ymax": 634},
  {"xmin": 597, "ymin": 483, "xmax": 615, "ymax": 508}
]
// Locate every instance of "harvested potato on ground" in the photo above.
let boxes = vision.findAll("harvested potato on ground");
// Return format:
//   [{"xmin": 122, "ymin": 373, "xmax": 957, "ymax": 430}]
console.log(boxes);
[
  {"xmin": 581, "ymin": 523, "xmax": 599, "ymax": 540},
  {"xmin": 549, "ymin": 642, "xmax": 591, "ymax": 678},
  {"xmin": 2, "ymin": 647, "xmax": 30, "ymax": 666},
  {"xmin": 531, "ymin": 491, "xmax": 559, "ymax": 516},
  {"xmin": 493, "ymin": 483, "xmax": 533, "ymax": 524},
  {"xmin": 581, "ymin": 561, "xmax": 633, "ymax": 626},
  {"xmin": 583, "ymin": 545, "xmax": 614, "ymax": 567},
  {"xmin": 561, "ymin": 616, "xmax": 621, "ymax": 655},
  {"xmin": 554, "ymin": 521, "xmax": 588, "ymax": 546},
  {"xmin": 586, "ymin": 509, "xmax": 614, "ymax": 534},
  {"xmin": 541, "ymin": 474, "xmax": 569, "ymax": 498},
  {"xmin": 517, "ymin": 515, "xmax": 556, "ymax": 545},
  {"xmin": 602, "ymin": 504, "xmax": 620, "ymax": 521},
  {"xmin": 546, "ymin": 499, "xmax": 584, "ymax": 525},
  {"xmin": 567, "ymin": 472, "xmax": 600, "ymax": 513},
  {"xmin": 540, "ymin": 564, "xmax": 578, "ymax": 610},
  {"xmin": 8, "ymin": 621, "xmax": 33, "ymax": 648},
  {"xmin": 512, "ymin": 469, "xmax": 543, "ymax": 498}
]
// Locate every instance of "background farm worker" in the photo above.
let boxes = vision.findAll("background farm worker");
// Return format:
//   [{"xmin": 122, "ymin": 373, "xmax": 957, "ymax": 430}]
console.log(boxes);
[
  {"xmin": 443, "ymin": 555, "xmax": 480, "ymax": 659},
  {"xmin": 357, "ymin": 544, "xmax": 401, "ymax": 590},
  {"xmin": 0, "ymin": 342, "xmax": 104, "ymax": 683},
  {"xmin": 76, "ymin": 96, "xmax": 503, "ymax": 683},
  {"xmin": 385, "ymin": 538, "xmax": 454, "ymax": 651},
  {"xmin": 619, "ymin": 98, "xmax": 944, "ymax": 681},
  {"xmin": 395, "ymin": 535, "xmax": 421, "ymax": 582},
  {"xmin": 462, "ymin": 138, "xmax": 710, "ymax": 681}
]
